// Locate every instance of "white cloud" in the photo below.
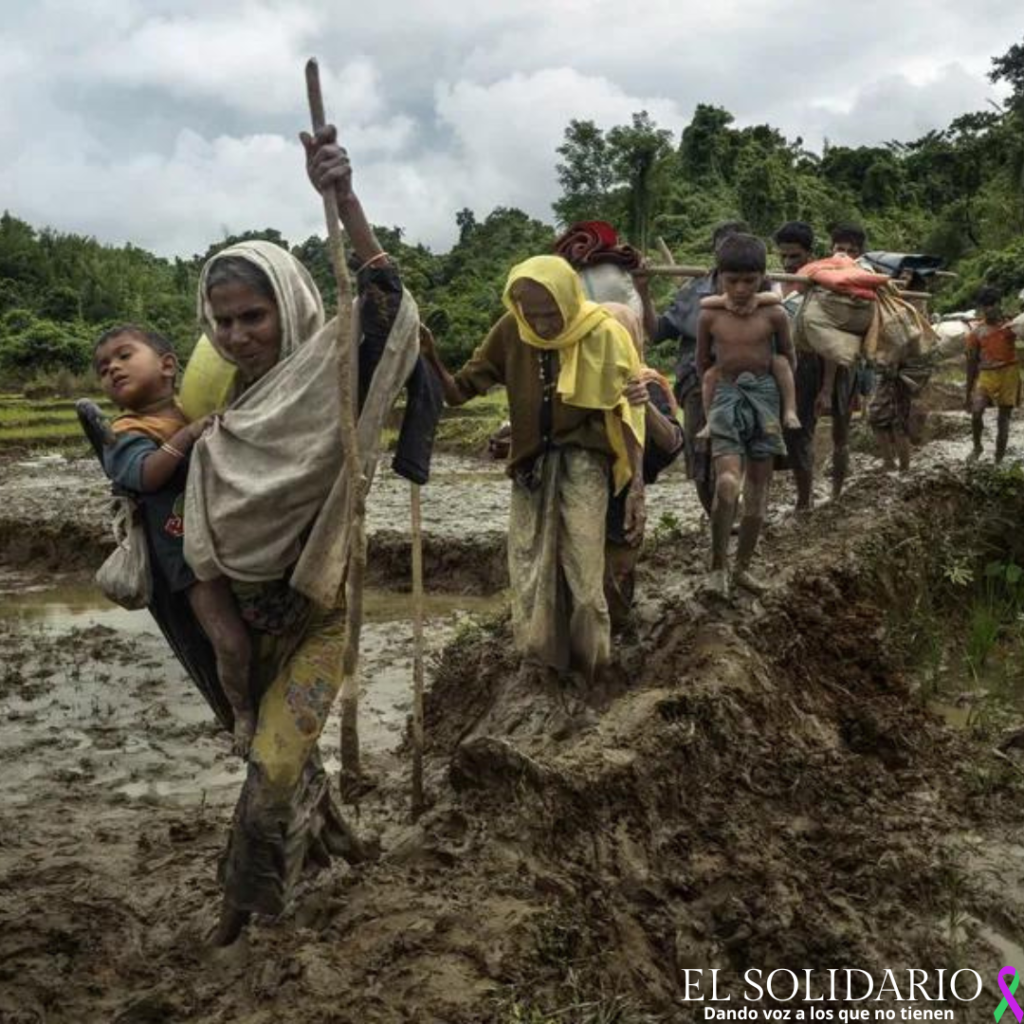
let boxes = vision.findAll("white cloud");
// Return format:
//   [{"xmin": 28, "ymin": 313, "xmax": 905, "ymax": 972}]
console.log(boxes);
[{"xmin": 0, "ymin": 0, "xmax": 1021, "ymax": 255}]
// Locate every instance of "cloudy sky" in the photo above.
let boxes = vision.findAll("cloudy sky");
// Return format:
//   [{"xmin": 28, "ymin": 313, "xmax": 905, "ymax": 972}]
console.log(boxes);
[{"xmin": 1, "ymin": 0, "xmax": 1021, "ymax": 257}]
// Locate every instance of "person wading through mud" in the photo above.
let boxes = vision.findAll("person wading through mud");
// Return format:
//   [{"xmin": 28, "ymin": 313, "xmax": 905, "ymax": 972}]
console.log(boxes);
[
  {"xmin": 598, "ymin": 303, "xmax": 683, "ymax": 627},
  {"xmin": 116, "ymin": 126, "xmax": 436, "ymax": 946},
  {"xmin": 697, "ymin": 234, "xmax": 792, "ymax": 597},
  {"xmin": 638, "ymin": 221, "xmax": 767, "ymax": 515},
  {"xmin": 774, "ymin": 221, "xmax": 823, "ymax": 512},
  {"xmin": 420, "ymin": 256, "xmax": 646, "ymax": 688},
  {"xmin": 820, "ymin": 222, "xmax": 875, "ymax": 499},
  {"xmin": 966, "ymin": 285, "xmax": 1020, "ymax": 463}
]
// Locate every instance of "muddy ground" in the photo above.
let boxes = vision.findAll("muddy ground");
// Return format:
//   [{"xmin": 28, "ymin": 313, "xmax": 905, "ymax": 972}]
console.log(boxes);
[{"xmin": 3, "ymin": 401, "xmax": 1024, "ymax": 1023}]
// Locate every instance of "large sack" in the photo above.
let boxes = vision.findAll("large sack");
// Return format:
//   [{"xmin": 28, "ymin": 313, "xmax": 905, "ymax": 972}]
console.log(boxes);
[
  {"xmin": 795, "ymin": 288, "xmax": 873, "ymax": 366},
  {"xmin": 933, "ymin": 317, "xmax": 975, "ymax": 359},
  {"xmin": 577, "ymin": 264, "xmax": 644, "ymax": 322},
  {"xmin": 864, "ymin": 286, "xmax": 937, "ymax": 367}
]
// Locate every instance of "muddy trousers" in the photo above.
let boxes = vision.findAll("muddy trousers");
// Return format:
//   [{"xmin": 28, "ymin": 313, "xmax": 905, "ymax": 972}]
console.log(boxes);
[
  {"xmin": 220, "ymin": 608, "xmax": 362, "ymax": 917},
  {"xmin": 508, "ymin": 448, "xmax": 611, "ymax": 680}
]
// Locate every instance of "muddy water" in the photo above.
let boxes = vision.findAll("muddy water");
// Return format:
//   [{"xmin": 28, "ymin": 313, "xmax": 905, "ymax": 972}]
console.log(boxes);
[{"xmin": 0, "ymin": 574, "xmax": 505, "ymax": 813}]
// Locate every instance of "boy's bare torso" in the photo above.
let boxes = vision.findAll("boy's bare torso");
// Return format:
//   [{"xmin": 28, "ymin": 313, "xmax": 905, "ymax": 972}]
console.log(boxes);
[{"xmin": 697, "ymin": 304, "xmax": 789, "ymax": 381}]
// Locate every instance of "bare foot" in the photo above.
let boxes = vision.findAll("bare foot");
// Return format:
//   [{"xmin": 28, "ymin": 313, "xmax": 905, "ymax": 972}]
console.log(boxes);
[
  {"xmin": 734, "ymin": 568, "xmax": 770, "ymax": 595},
  {"xmin": 210, "ymin": 904, "xmax": 251, "ymax": 947},
  {"xmin": 783, "ymin": 412, "xmax": 801, "ymax": 430},
  {"xmin": 232, "ymin": 710, "xmax": 256, "ymax": 759}
]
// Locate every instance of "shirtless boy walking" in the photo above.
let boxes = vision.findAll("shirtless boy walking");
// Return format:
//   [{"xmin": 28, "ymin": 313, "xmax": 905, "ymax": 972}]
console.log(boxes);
[{"xmin": 697, "ymin": 234, "xmax": 794, "ymax": 596}]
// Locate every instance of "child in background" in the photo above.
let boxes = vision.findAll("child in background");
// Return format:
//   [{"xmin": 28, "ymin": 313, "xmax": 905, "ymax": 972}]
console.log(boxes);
[
  {"xmin": 93, "ymin": 325, "xmax": 255, "ymax": 755},
  {"xmin": 966, "ymin": 286, "xmax": 1020, "ymax": 463}
]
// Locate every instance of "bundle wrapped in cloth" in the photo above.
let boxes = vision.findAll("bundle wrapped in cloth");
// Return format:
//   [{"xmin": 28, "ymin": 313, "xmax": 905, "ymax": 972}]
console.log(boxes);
[
  {"xmin": 553, "ymin": 220, "xmax": 643, "ymax": 270},
  {"xmin": 553, "ymin": 221, "xmax": 645, "ymax": 321},
  {"xmin": 794, "ymin": 254, "xmax": 890, "ymax": 366},
  {"xmin": 864, "ymin": 282, "xmax": 937, "ymax": 367}
]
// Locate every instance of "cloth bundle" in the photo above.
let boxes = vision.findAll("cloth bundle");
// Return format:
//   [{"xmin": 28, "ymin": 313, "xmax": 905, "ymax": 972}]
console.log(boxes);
[
  {"xmin": 800, "ymin": 254, "xmax": 890, "ymax": 300},
  {"xmin": 795, "ymin": 288, "xmax": 875, "ymax": 366},
  {"xmin": 553, "ymin": 220, "xmax": 643, "ymax": 270},
  {"xmin": 864, "ymin": 283, "xmax": 937, "ymax": 368}
]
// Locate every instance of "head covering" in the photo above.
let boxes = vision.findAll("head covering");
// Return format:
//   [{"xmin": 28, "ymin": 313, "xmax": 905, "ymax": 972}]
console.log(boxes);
[
  {"xmin": 197, "ymin": 240, "xmax": 326, "ymax": 365},
  {"xmin": 502, "ymin": 255, "xmax": 645, "ymax": 492}
]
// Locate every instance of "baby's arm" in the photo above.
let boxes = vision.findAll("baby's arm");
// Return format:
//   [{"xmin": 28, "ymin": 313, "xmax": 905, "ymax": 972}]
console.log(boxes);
[
  {"xmin": 138, "ymin": 416, "xmax": 214, "ymax": 492},
  {"xmin": 769, "ymin": 305, "xmax": 795, "ymax": 370},
  {"xmin": 696, "ymin": 310, "xmax": 714, "ymax": 376}
]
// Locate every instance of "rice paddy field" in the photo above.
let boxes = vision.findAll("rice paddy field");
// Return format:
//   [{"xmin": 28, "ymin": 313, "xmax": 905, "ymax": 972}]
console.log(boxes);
[
  {"xmin": 0, "ymin": 390, "xmax": 511, "ymax": 457},
  {"xmin": 0, "ymin": 393, "xmax": 113, "ymax": 452}
]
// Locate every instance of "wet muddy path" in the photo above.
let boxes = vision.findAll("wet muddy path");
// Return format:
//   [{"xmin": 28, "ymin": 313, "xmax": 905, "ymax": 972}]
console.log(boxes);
[{"xmin": 4, "ymin": 407, "xmax": 1024, "ymax": 1023}]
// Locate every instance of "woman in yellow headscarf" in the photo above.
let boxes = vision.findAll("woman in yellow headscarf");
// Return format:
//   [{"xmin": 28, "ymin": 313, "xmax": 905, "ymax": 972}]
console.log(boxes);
[{"xmin": 420, "ymin": 255, "xmax": 645, "ymax": 683}]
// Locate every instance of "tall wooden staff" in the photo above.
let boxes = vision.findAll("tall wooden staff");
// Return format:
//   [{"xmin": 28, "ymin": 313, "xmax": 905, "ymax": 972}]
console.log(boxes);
[
  {"xmin": 410, "ymin": 484, "xmax": 426, "ymax": 820},
  {"xmin": 305, "ymin": 58, "xmax": 367, "ymax": 793}
]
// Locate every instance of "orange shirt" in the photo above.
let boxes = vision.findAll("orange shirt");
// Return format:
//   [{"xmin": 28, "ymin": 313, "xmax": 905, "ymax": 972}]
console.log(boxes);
[
  {"xmin": 966, "ymin": 322, "xmax": 1018, "ymax": 369},
  {"xmin": 111, "ymin": 403, "xmax": 189, "ymax": 444}
]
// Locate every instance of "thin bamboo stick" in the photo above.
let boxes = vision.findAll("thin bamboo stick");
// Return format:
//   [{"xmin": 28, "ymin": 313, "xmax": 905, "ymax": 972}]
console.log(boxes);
[
  {"xmin": 305, "ymin": 58, "xmax": 367, "ymax": 797},
  {"xmin": 410, "ymin": 483, "xmax": 426, "ymax": 821}
]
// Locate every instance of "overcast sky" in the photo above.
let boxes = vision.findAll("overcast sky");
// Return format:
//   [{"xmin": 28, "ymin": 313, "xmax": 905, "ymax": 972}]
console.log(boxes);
[{"xmin": 1, "ymin": 0, "xmax": 1021, "ymax": 257}]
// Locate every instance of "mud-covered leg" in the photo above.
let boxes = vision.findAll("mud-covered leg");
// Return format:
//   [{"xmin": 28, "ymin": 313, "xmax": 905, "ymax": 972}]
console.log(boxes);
[
  {"xmin": 734, "ymin": 458, "xmax": 773, "ymax": 594},
  {"xmin": 707, "ymin": 455, "xmax": 741, "ymax": 597},
  {"xmin": 831, "ymin": 406, "xmax": 850, "ymax": 500},
  {"xmin": 894, "ymin": 433, "xmax": 912, "ymax": 473},
  {"xmin": 996, "ymin": 406, "xmax": 1013, "ymax": 463},
  {"xmin": 875, "ymin": 429, "xmax": 896, "ymax": 471}
]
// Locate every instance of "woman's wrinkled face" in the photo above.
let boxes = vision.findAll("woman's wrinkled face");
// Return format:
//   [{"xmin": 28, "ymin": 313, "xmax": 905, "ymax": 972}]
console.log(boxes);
[
  {"xmin": 512, "ymin": 280, "xmax": 564, "ymax": 341},
  {"xmin": 208, "ymin": 280, "xmax": 282, "ymax": 382}
]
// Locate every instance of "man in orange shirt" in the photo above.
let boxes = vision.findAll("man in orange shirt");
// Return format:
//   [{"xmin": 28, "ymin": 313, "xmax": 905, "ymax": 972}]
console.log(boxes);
[{"xmin": 966, "ymin": 285, "xmax": 1020, "ymax": 463}]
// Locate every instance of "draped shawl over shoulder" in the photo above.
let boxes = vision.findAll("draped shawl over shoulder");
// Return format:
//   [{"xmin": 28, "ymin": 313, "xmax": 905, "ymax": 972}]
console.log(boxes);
[{"xmin": 184, "ymin": 241, "xmax": 419, "ymax": 606}]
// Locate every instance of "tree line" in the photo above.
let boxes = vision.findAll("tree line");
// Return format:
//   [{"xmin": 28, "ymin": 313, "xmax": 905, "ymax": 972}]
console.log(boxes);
[{"xmin": 1, "ymin": 39, "xmax": 1021, "ymax": 387}]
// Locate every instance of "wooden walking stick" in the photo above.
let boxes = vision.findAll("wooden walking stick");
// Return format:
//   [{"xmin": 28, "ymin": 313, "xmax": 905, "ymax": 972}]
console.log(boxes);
[
  {"xmin": 410, "ymin": 483, "xmax": 426, "ymax": 821},
  {"xmin": 305, "ymin": 58, "xmax": 367, "ymax": 797}
]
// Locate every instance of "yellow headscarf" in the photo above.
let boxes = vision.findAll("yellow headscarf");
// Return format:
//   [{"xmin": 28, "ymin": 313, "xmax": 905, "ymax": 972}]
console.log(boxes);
[{"xmin": 503, "ymin": 255, "xmax": 645, "ymax": 493}]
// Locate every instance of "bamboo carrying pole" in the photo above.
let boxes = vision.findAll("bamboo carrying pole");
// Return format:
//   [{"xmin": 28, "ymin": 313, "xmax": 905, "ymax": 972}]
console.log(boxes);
[
  {"xmin": 636, "ymin": 264, "xmax": 931, "ymax": 300},
  {"xmin": 305, "ymin": 58, "xmax": 368, "ymax": 796},
  {"xmin": 410, "ymin": 483, "xmax": 426, "ymax": 821}
]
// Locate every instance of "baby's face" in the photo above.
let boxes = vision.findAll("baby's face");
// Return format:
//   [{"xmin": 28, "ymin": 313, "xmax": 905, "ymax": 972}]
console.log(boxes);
[{"xmin": 94, "ymin": 335, "xmax": 176, "ymax": 410}]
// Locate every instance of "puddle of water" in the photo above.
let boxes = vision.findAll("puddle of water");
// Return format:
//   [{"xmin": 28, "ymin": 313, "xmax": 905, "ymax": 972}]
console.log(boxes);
[
  {"xmin": 0, "ymin": 576, "xmax": 505, "ymax": 632},
  {"xmin": 0, "ymin": 578, "xmax": 506, "ymax": 811}
]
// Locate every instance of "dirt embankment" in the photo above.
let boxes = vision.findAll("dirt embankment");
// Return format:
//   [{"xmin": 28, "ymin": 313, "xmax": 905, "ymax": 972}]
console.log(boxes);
[{"xmin": 4, "ymin": 453, "xmax": 1024, "ymax": 1023}]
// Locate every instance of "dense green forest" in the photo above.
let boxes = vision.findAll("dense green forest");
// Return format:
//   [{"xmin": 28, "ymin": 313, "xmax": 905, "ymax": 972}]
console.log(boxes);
[{"xmin": 1, "ymin": 40, "xmax": 1022, "ymax": 390}]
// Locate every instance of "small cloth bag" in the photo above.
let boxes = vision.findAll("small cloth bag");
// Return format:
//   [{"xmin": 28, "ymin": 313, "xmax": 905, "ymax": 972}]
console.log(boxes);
[{"xmin": 95, "ymin": 497, "xmax": 152, "ymax": 610}]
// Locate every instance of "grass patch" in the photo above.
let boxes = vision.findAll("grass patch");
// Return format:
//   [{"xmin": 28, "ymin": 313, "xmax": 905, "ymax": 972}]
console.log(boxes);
[{"xmin": 0, "ymin": 394, "xmax": 113, "ymax": 449}]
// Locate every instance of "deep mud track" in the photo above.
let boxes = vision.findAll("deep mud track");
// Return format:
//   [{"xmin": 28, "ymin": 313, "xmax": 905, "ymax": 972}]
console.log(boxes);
[{"xmin": 3, "ymin": 420, "xmax": 1024, "ymax": 1023}]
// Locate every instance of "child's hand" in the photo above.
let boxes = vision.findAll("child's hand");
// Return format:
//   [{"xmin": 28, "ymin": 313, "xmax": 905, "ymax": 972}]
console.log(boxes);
[{"xmin": 188, "ymin": 414, "xmax": 218, "ymax": 442}]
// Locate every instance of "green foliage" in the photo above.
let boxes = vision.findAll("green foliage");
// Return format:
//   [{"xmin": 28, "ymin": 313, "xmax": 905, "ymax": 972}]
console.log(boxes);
[{"xmin": 1, "ymin": 35, "xmax": 1023, "ymax": 388}]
